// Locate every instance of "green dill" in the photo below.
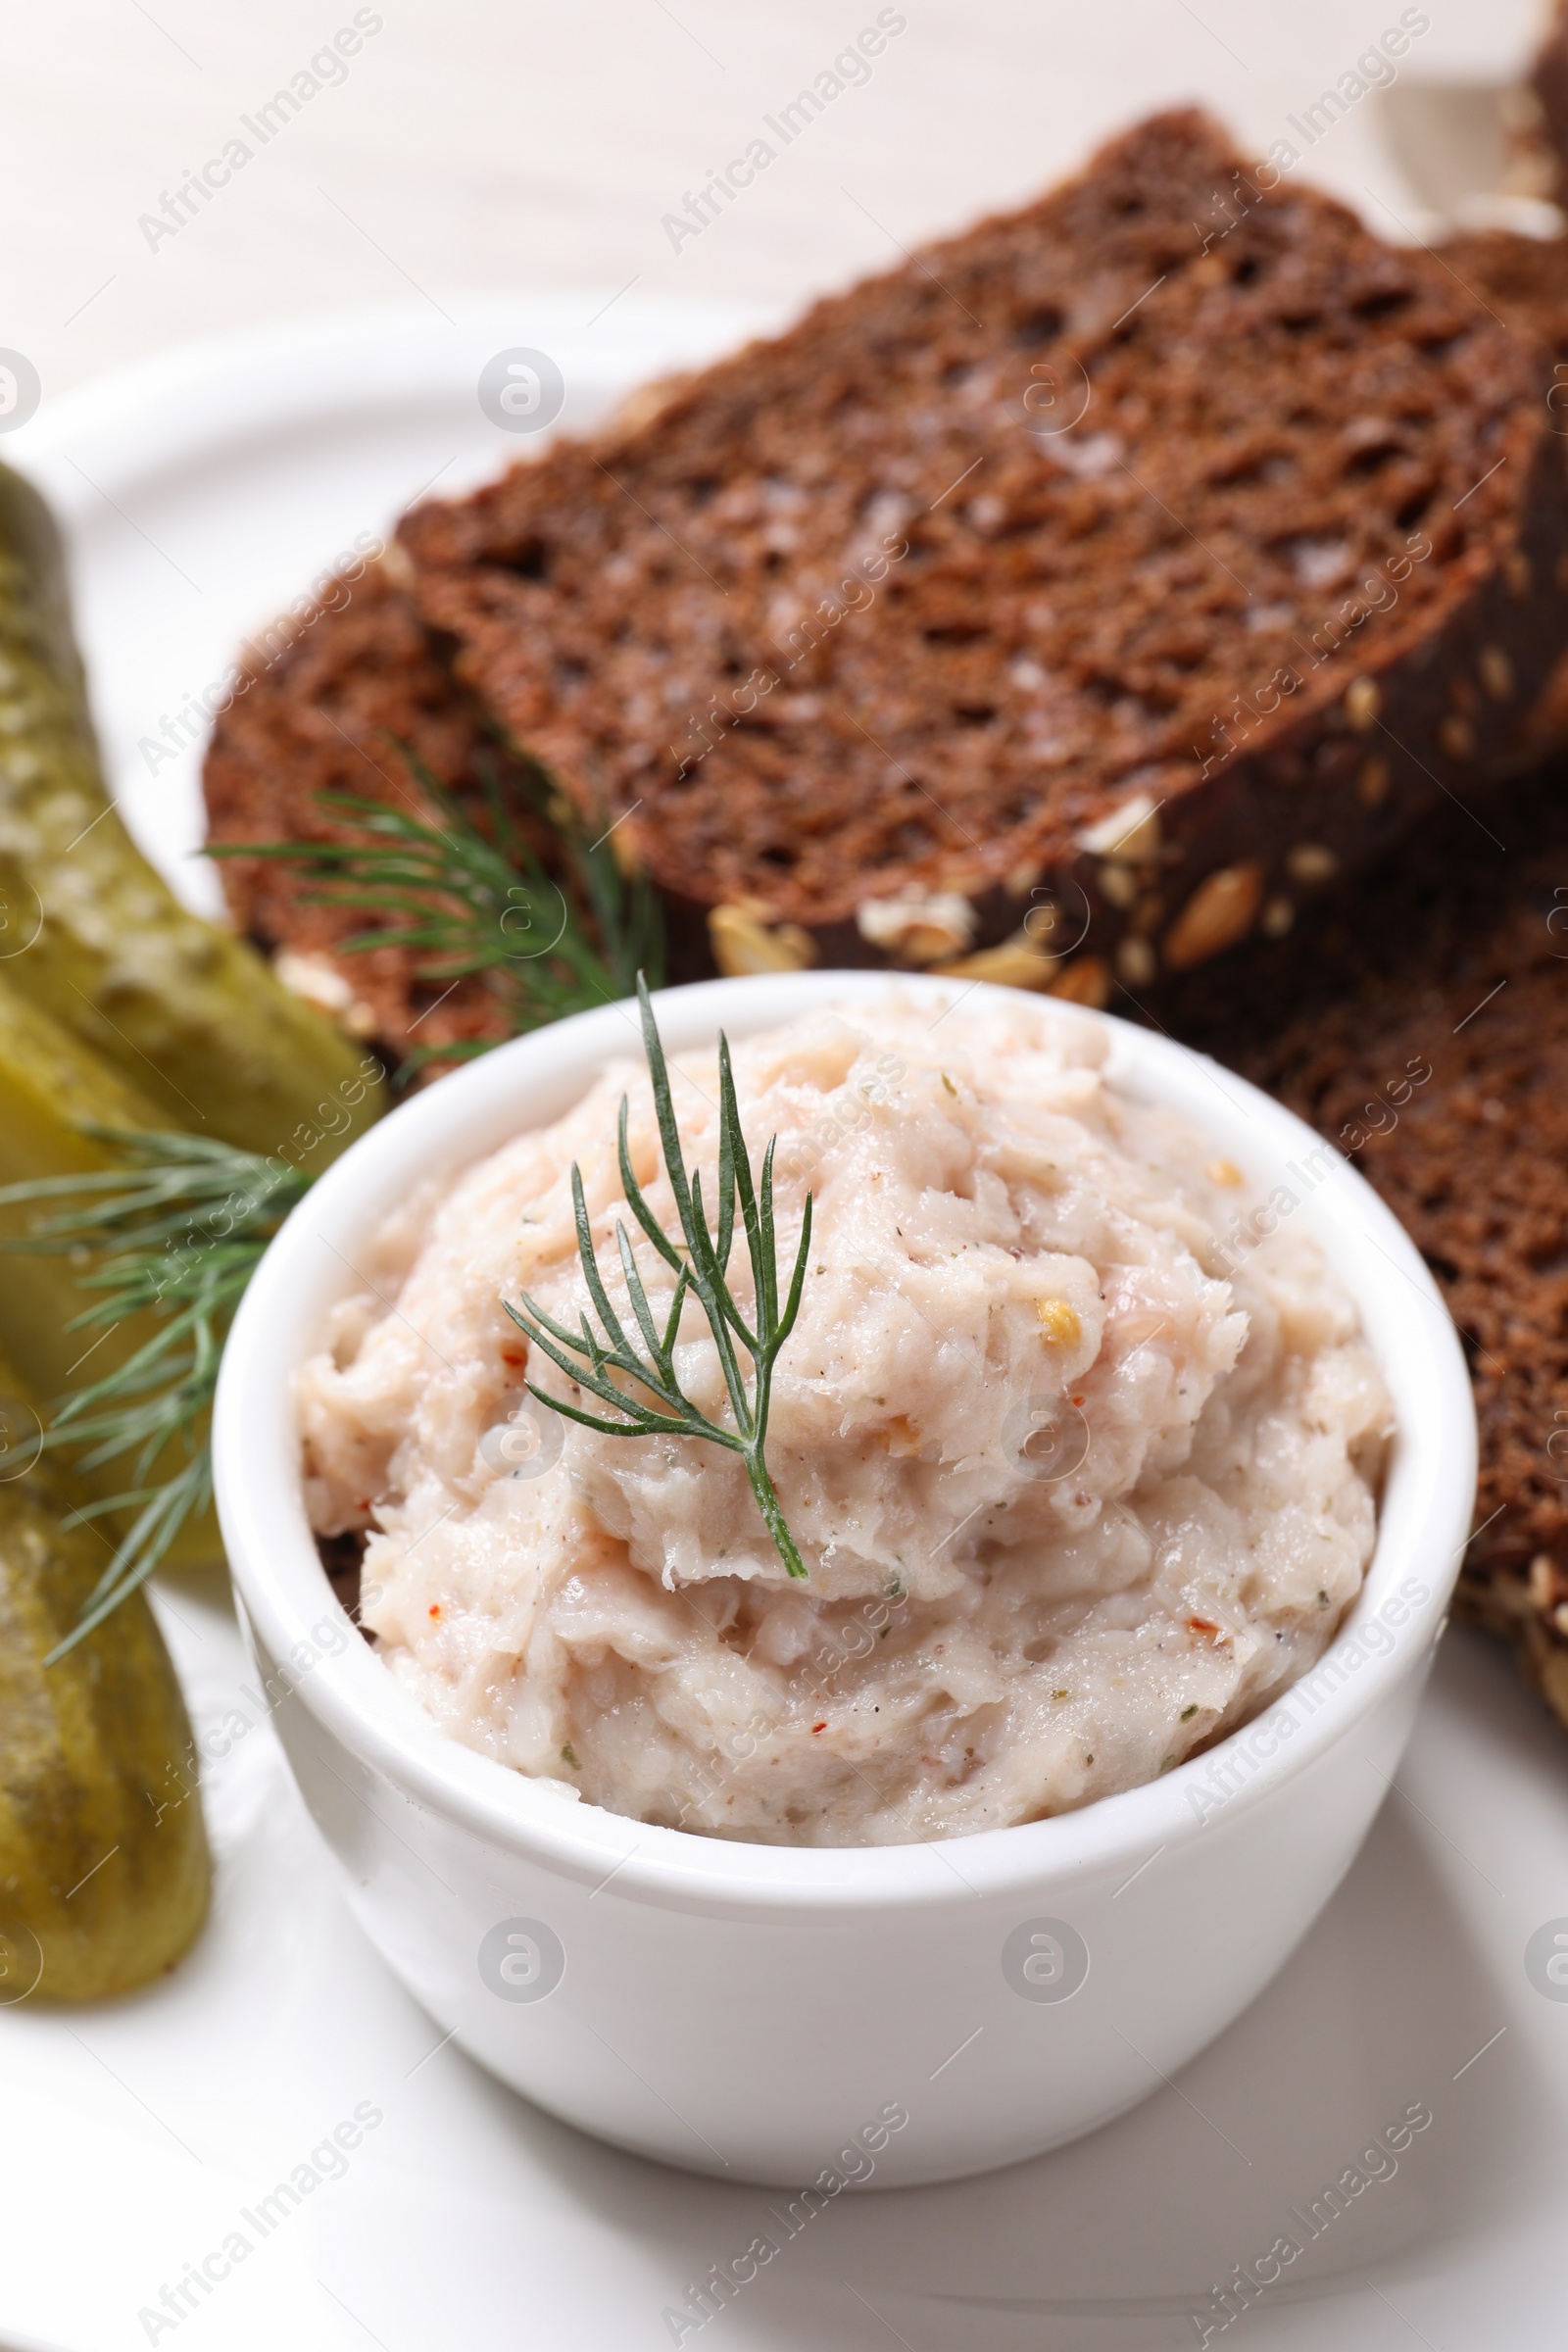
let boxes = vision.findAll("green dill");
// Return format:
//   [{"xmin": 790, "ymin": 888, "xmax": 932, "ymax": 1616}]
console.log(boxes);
[
  {"xmin": 212, "ymin": 744, "xmax": 662, "ymax": 1076},
  {"xmin": 0, "ymin": 1132, "xmax": 308, "ymax": 1657},
  {"xmin": 506, "ymin": 975, "xmax": 813, "ymax": 1580},
  {"xmin": 0, "ymin": 755, "xmax": 672, "ymax": 1654}
]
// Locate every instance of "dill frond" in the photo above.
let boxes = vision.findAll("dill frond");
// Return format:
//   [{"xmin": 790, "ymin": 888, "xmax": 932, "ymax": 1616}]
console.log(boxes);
[
  {"xmin": 0, "ymin": 749, "xmax": 666, "ymax": 1650},
  {"xmin": 214, "ymin": 746, "xmax": 662, "ymax": 1075},
  {"xmin": 0, "ymin": 1133, "xmax": 307, "ymax": 1657},
  {"xmin": 506, "ymin": 976, "xmax": 813, "ymax": 1579}
]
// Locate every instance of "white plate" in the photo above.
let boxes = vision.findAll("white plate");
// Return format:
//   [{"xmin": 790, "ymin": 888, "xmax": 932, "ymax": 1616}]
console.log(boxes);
[
  {"xmin": 8, "ymin": 291, "xmax": 778, "ymax": 922},
  {"xmin": 2, "ymin": 298, "xmax": 1566, "ymax": 2352}
]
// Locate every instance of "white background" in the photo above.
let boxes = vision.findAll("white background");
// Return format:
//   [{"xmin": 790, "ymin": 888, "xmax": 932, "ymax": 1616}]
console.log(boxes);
[
  {"xmin": 4, "ymin": 8, "xmax": 1568, "ymax": 2351},
  {"xmin": 4, "ymin": 0, "xmax": 1552, "ymax": 400}
]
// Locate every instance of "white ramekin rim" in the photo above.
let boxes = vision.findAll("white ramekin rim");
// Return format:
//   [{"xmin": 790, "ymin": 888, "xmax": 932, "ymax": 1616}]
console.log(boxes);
[{"xmin": 214, "ymin": 973, "xmax": 1477, "ymax": 1916}]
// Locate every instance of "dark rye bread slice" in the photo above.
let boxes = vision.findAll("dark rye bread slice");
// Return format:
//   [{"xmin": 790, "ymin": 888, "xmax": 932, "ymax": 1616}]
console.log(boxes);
[
  {"xmin": 1440, "ymin": 226, "xmax": 1568, "ymax": 357},
  {"xmin": 1435, "ymin": 227, "xmax": 1568, "ymax": 762},
  {"xmin": 401, "ymin": 108, "xmax": 1568, "ymax": 1001},
  {"xmin": 1151, "ymin": 758, "xmax": 1568, "ymax": 1737},
  {"xmin": 204, "ymin": 560, "xmax": 544, "ymax": 1067}
]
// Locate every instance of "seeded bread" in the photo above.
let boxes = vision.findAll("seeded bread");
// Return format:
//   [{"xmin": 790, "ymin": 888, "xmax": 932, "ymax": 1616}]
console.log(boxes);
[
  {"xmin": 204, "ymin": 560, "xmax": 541, "ymax": 1067},
  {"xmin": 1153, "ymin": 759, "xmax": 1568, "ymax": 1736},
  {"xmin": 400, "ymin": 108, "xmax": 1568, "ymax": 1003}
]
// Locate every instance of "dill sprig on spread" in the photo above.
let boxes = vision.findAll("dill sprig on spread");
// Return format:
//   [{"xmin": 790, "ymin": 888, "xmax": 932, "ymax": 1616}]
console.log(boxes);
[
  {"xmin": 212, "ymin": 746, "xmax": 663, "ymax": 1073},
  {"xmin": 0, "ymin": 1133, "xmax": 307, "ymax": 1656},
  {"xmin": 507, "ymin": 976, "xmax": 813, "ymax": 1580}
]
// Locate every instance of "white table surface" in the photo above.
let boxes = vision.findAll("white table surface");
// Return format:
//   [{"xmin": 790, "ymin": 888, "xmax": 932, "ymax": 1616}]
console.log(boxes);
[
  {"xmin": 4, "ymin": 0, "xmax": 1554, "ymax": 406},
  {"xmin": 4, "ymin": 10, "xmax": 1568, "ymax": 2352}
]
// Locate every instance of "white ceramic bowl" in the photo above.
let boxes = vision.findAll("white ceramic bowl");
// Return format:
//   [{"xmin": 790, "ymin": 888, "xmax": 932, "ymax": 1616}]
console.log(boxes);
[{"xmin": 214, "ymin": 973, "xmax": 1476, "ymax": 2188}]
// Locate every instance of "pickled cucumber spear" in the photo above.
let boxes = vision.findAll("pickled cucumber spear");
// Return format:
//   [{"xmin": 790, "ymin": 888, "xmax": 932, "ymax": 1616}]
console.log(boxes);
[
  {"xmin": 0, "ymin": 971, "xmax": 226, "ymax": 1577},
  {"xmin": 0, "ymin": 965, "xmax": 164, "ymax": 1402},
  {"xmin": 0, "ymin": 459, "xmax": 387, "ymax": 1154},
  {"xmin": 0, "ymin": 1352, "xmax": 210, "ymax": 2001},
  {"xmin": 0, "ymin": 972, "xmax": 316, "ymax": 1633}
]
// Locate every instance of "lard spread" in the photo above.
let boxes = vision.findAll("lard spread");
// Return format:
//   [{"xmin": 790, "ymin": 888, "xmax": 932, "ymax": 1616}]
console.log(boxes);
[{"xmin": 300, "ymin": 997, "xmax": 1391, "ymax": 1844}]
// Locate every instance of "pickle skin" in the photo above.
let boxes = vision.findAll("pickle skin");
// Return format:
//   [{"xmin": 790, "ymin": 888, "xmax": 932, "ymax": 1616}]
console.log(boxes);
[
  {"xmin": 0, "ymin": 969, "xmax": 220, "ymax": 1565},
  {"xmin": 0, "ymin": 1360, "xmax": 211, "ymax": 2002},
  {"xmin": 0, "ymin": 966, "xmax": 164, "ymax": 1400},
  {"xmin": 0, "ymin": 460, "xmax": 388, "ymax": 1158}
]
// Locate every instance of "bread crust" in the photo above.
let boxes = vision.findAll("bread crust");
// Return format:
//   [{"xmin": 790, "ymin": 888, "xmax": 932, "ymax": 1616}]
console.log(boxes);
[
  {"xmin": 203, "ymin": 560, "xmax": 549, "ymax": 1066},
  {"xmin": 1535, "ymin": 1, "xmax": 1568, "ymax": 208},
  {"xmin": 1155, "ymin": 759, "xmax": 1568, "ymax": 1737}
]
